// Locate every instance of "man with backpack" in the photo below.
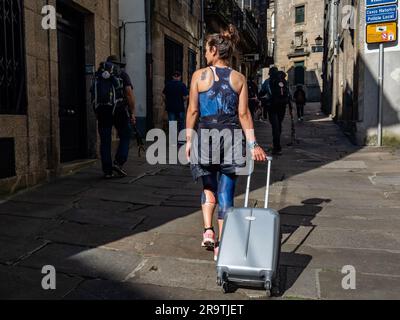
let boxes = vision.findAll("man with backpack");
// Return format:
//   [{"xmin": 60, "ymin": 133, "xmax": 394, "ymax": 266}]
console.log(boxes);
[
  {"xmin": 293, "ymin": 85, "xmax": 307, "ymax": 122},
  {"xmin": 268, "ymin": 70, "xmax": 290, "ymax": 155},
  {"xmin": 91, "ymin": 55, "xmax": 136, "ymax": 179}
]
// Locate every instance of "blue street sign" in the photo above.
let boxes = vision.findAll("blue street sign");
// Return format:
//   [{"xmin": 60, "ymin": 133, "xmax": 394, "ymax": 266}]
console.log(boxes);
[
  {"xmin": 366, "ymin": 0, "xmax": 398, "ymax": 7},
  {"xmin": 366, "ymin": 4, "xmax": 398, "ymax": 23}
]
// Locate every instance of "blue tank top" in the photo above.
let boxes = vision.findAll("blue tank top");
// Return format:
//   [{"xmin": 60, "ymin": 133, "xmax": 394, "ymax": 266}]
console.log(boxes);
[{"xmin": 198, "ymin": 67, "xmax": 239, "ymax": 126}]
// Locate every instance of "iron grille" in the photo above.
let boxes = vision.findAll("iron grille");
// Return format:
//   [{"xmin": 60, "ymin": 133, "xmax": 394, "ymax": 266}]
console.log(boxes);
[
  {"xmin": 0, "ymin": 138, "xmax": 16, "ymax": 179},
  {"xmin": 0, "ymin": 0, "xmax": 27, "ymax": 115}
]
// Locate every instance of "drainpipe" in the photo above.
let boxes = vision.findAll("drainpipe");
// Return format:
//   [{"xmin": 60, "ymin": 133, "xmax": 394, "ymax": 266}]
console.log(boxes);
[
  {"xmin": 46, "ymin": 0, "xmax": 53, "ymax": 173},
  {"xmin": 200, "ymin": 0, "xmax": 205, "ymax": 67},
  {"xmin": 146, "ymin": 0, "xmax": 154, "ymax": 129}
]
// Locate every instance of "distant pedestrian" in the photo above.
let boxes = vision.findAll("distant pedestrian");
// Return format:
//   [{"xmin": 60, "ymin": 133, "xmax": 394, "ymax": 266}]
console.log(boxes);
[
  {"xmin": 247, "ymin": 76, "xmax": 260, "ymax": 119},
  {"xmin": 259, "ymin": 67, "xmax": 279, "ymax": 121},
  {"xmin": 293, "ymin": 85, "xmax": 307, "ymax": 122},
  {"xmin": 163, "ymin": 71, "xmax": 189, "ymax": 144},
  {"xmin": 268, "ymin": 70, "xmax": 290, "ymax": 155}
]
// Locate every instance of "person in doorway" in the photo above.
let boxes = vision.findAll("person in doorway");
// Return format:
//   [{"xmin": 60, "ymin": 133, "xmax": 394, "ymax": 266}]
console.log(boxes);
[
  {"xmin": 293, "ymin": 85, "xmax": 307, "ymax": 122},
  {"xmin": 268, "ymin": 70, "xmax": 290, "ymax": 155},
  {"xmin": 186, "ymin": 24, "xmax": 268, "ymax": 261},
  {"xmin": 163, "ymin": 71, "xmax": 189, "ymax": 145},
  {"xmin": 91, "ymin": 55, "xmax": 136, "ymax": 179}
]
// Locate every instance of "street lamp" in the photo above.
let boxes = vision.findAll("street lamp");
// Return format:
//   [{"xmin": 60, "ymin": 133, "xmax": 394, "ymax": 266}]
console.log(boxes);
[{"xmin": 315, "ymin": 35, "xmax": 323, "ymax": 46}]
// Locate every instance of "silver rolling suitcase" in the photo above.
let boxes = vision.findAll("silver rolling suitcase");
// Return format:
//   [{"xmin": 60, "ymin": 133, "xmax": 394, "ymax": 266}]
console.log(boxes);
[{"xmin": 216, "ymin": 158, "xmax": 281, "ymax": 297}]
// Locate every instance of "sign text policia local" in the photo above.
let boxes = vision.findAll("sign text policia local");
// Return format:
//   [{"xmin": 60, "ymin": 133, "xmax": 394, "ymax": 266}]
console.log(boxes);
[{"xmin": 366, "ymin": 0, "xmax": 398, "ymax": 44}]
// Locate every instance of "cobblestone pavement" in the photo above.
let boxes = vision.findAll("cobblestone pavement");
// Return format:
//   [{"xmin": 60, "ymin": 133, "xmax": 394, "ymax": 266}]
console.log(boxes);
[{"xmin": 1, "ymin": 103, "xmax": 399, "ymax": 300}]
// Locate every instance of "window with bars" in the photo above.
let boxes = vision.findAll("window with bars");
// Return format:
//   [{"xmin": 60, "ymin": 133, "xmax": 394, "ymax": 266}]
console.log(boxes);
[
  {"xmin": 0, "ymin": 138, "xmax": 16, "ymax": 179},
  {"xmin": 189, "ymin": 0, "xmax": 194, "ymax": 15},
  {"xmin": 295, "ymin": 5, "xmax": 305, "ymax": 24},
  {"xmin": 0, "ymin": 0, "xmax": 27, "ymax": 115}
]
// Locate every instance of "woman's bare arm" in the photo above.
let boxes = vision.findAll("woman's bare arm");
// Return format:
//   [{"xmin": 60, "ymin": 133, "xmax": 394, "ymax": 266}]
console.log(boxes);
[
  {"xmin": 186, "ymin": 70, "xmax": 201, "ymax": 140},
  {"xmin": 237, "ymin": 73, "xmax": 267, "ymax": 161}
]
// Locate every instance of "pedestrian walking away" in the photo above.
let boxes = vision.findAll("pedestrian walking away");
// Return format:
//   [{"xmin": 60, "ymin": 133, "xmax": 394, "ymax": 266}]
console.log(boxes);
[
  {"xmin": 247, "ymin": 76, "xmax": 260, "ymax": 120},
  {"xmin": 163, "ymin": 71, "xmax": 189, "ymax": 145},
  {"xmin": 258, "ymin": 67, "xmax": 278, "ymax": 121},
  {"xmin": 91, "ymin": 55, "xmax": 136, "ymax": 179},
  {"xmin": 268, "ymin": 70, "xmax": 290, "ymax": 155},
  {"xmin": 293, "ymin": 85, "xmax": 307, "ymax": 122},
  {"xmin": 186, "ymin": 24, "xmax": 268, "ymax": 262}
]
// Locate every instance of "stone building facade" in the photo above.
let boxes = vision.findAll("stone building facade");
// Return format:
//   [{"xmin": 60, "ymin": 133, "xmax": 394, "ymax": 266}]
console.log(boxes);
[
  {"xmin": 269, "ymin": 0, "xmax": 324, "ymax": 101},
  {"xmin": 323, "ymin": 0, "xmax": 400, "ymax": 146},
  {"xmin": 150, "ymin": 0, "xmax": 202, "ymax": 129},
  {"xmin": 0, "ymin": 0, "xmax": 119, "ymax": 194}
]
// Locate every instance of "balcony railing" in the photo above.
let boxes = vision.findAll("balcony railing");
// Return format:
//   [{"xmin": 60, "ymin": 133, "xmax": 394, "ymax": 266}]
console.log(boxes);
[
  {"xmin": 206, "ymin": 0, "xmax": 242, "ymax": 28},
  {"xmin": 287, "ymin": 47, "xmax": 311, "ymax": 58},
  {"xmin": 242, "ymin": 9, "xmax": 258, "ymax": 46},
  {"xmin": 205, "ymin": 0, "xmax": 259, "ymax": 49}
]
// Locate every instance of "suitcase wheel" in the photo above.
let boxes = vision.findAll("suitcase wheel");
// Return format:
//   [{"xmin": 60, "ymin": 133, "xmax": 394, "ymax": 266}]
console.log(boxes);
[{"xmin": 222, "ymin": 281, "xmax": 235, "ymax": 294}]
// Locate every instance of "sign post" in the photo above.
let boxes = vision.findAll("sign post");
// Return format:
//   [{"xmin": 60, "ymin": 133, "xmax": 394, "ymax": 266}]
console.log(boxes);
[{"xmin": 366, "ymin": 0, "xmax": 398, "ymax": 146}]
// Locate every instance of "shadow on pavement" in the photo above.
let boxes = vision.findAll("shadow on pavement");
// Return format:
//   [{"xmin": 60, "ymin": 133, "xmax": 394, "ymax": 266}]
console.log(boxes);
[{"xmin": 0, "ymin": 103, "xmax": 388, "ymax": 300}]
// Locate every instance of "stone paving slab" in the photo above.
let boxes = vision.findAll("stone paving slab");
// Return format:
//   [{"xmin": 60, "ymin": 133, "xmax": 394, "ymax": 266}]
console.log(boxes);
[
  {"xmin": 363, "ymin": 160, "xmax": 400, "ymax": 173},
  {"xmin": 0, "ymin": 236, "xmax": 47, "ymax": 264},
  {"xmin": 40, "ymin": 222, "xmax": 136, "ymax": 248},
  {"xmin": 129, "ymin": 175, "xmax": 193, "ymax": 189},
  {"xmin": 32, "ymin": 183, "xmax": 91, "ymax": 196},
  {"xmin": 59, "ymin": 208, "xmax": 146, "ymax": 230},
  {"xmin": 81, "ymin": 186, "xmax": 168, "ymax": 206},
  {"xmin": 0, "ymin": 201, "xmax": 67, "ymax": 219},
  {"xmin": 19, "ymin": 243, "xmax": 143, "ymax": 281},
  {"xmin": 303, "ymin": 203, "xmax": 400, "ymax": 218},
  {"xmin": 65, "ymin": 280, "xmax": 246, "ymax": 300},
  {"xmin": 0, "ymin": 215, "xmax": 62, "ymax": 240},
  {"xmin": 280, "ymin": 212, "xmax": 400, "ymax": 233},
  {"xmin": 284, "ymin": 226, "xmax": 400, "ymax": 252},
  {"xmin": 321, "ymin": 161, "xmax": 368, "ymax": 169},
  {"xmin": 161, "ymin": 195, "xmax": 200, "ymax": 208},
  {"xmin": 127, "ymin": 257, "xmax": 219, "ymax": 292},
  {"xmin": 370, "ymin": 174, "xmax": 400, "ymax": 186},
  {"xmin": 99, "ymin": 232, "xmax": 159, "ymax": 254},
  {"xmin": 131, "ymin": 206, "xmax": 203, "ymax": 234},
  {"xmin": 72, "ymin": 198, "xmax": 143, "ymax": 212},
  {"xmin": 282, "ymin": 267, "xmax": 319, "ymax": 300},
  {"xmin": 142, "ymin": 232, "xmax": 216, "ymax": 261},
  {"xmin": 0, "ymin": 265, "xmax": 83, "ymax": 300},
  {"xmin": 11, "ymin": 192, "xmax": 80, "ymax": 206},
  {"xmin": 318, "ymin": 270, "xmax": 400, "ymax": 300},
  {"xmin": 280, "ymin": 244, "xmax": 400, "ymax": 276}
]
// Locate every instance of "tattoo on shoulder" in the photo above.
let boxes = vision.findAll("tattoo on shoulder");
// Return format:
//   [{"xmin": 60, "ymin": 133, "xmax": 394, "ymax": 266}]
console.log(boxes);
[{"xmin": 201, "ymin": 70, "xmax": 207, "ymax": 81}]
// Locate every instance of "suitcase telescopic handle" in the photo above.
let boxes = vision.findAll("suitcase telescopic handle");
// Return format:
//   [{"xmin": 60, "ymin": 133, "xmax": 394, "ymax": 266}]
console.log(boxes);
[{"xmin": 244, "ymin": 157, "xmax": 273, "ymax": 209}]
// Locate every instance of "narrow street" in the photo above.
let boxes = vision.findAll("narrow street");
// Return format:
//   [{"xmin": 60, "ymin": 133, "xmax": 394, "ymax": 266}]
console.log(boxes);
[{"xmin": 1, "ymin": 102, "xmax": 399, "ymax": 300}]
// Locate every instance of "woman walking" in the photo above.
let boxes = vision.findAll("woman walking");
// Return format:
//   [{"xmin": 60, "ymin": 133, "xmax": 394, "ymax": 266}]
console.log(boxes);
[{"xmin": 186, "ymin": 25, "xmax": 268, "ymax": 261}]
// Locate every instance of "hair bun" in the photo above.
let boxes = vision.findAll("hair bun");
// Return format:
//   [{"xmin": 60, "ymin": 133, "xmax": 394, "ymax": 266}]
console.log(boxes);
[{"xmin": 221, "ymin": 24, "xmax": 240, "ymax": 46}]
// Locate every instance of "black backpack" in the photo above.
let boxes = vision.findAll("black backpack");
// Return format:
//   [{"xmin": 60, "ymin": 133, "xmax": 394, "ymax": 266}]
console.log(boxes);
[
  {"xmin": 91, "ymin": 62, "xmax": 124, "ymax": 115},
  {"xmin": 271, "ymin": 78, "xmax": 290, "ymax": 105}
]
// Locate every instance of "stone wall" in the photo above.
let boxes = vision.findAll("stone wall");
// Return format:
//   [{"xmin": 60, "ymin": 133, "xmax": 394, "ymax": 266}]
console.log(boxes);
[
  {"xmin": 152, "ymin": 0, "xmax": 201, "ymax": 129},
  {"xmin": 274, "ymin": 0, "xmax": 324, "ymax": 100},
  {"xmin": 0, "ymin": 0, "xmax": 119, "ymax": 194}
]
